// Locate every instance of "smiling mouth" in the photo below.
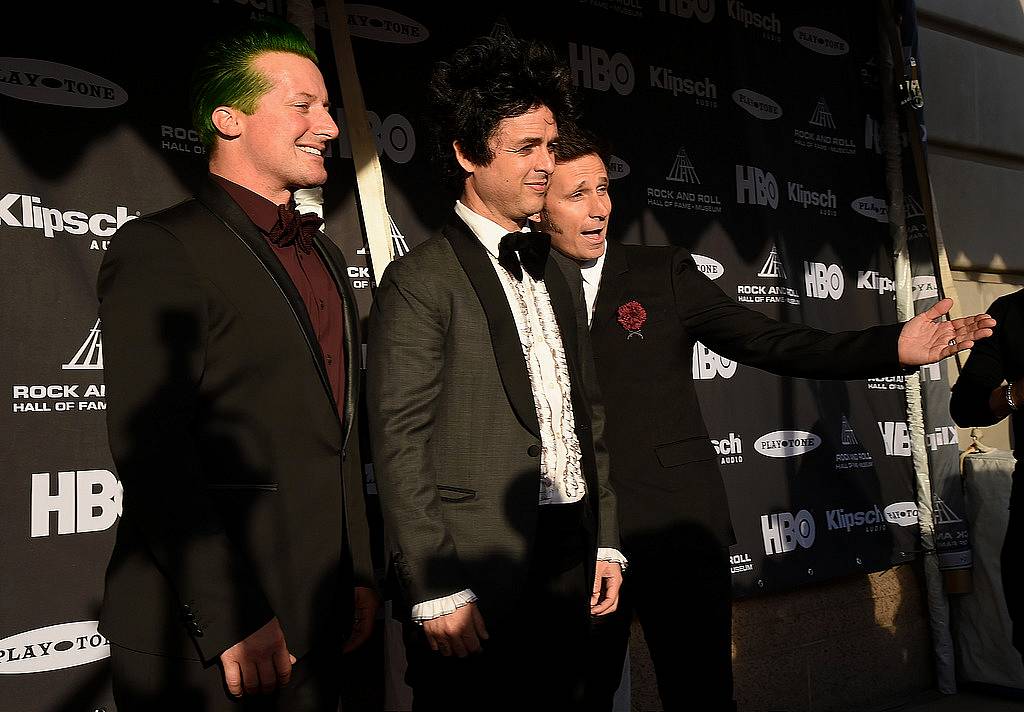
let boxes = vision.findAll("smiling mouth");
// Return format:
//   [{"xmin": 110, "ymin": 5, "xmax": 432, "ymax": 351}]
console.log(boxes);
[{"xmin": 297, "ymin": 146, "xmax": 323, "ymax": 156}]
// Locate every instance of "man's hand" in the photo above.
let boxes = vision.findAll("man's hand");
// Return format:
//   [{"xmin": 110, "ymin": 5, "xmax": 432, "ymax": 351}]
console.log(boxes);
[
  {"xmin": 343, "ymin": 586, "xmax": 380, "ymax": 653},
  {"xmin": 591, "ymin": 560, "xmax": 623, "ymax": 616},
  {"xmin": 422, "ymin": 602, "xmax": 489, "ymax": 658},
  {"xmin": 898, "ymin": 297, "xmax": 996, "ymax": 366},
  {"xmin": 219, "ymin": 617, "xmax": 295, "ymax": 697}
]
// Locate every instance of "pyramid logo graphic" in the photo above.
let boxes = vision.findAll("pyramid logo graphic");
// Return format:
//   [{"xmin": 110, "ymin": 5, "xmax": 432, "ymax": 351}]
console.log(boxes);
[
  {"xmin": 809, "ymin": 97, "xmax": 836, "ymax": 129},
  {"xmin": 757, "ymin": 245, "xmax": 786, "ymax": 279},
  {"xmin": 666, "ymin": 145, "xmax": 700, "ymax": 184},
  {"xmin": 904, "ymin": 194, "xmax": 925, "ymax": 221},
  {"xmin": 840, "ymin": 415, "xmax": 859, "ymax": 446},
  {"xmin": 63, "ymin": 319, "xmax": 103, "ymax": 370},
  {"xmin": 389, "ymin": 214, "xmax": 410, "ymax": 258},
  {"xmin": 933, "ymin": 496, "xmax": 964, "ymax": 525},
  {"xmin": 490, "ymin": 17, "xmax": 515, "ymax": 40}
]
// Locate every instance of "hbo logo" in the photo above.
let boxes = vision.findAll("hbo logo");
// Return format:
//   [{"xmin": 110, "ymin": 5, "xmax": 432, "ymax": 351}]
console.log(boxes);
[
  {"xmin": 31, "ymin": 470, "xmax": 122, "ymax": 537},
  {"xmin": 568, "ymin": 43, "xmax": 635, "ymax": 95},
  {"xmin": 336, "ymin": 110, "xmax": 416, "ymax": 164},
  {"xmin": 761, "ymin": 510, "xmax": 815, "ymax": 555},
  {"xmin": 735, "ymin": 165, "xmax": 778, "ymax": 208},
  {"xmin": 804, "ymin": 261, "xmax": 845, "ymax": 300},
  {"xmin": 692, "ymin": 342, "xmax": 737, "ymax": 380}
]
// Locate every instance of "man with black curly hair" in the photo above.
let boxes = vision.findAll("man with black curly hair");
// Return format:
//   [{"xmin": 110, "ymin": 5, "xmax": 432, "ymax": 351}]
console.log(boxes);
[{"xmin": 366, "ymin": 36, "xmax": 623, "ymax": 709}]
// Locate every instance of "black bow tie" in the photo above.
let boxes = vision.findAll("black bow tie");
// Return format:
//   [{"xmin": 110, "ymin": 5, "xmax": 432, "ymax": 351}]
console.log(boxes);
[
  {"xmin": 268, "ymin": 203, "xmax": 324, "ymax": 254},
  {"xmin": 498, "ymin": 231, "xmax": 551, "ymax": 281}
]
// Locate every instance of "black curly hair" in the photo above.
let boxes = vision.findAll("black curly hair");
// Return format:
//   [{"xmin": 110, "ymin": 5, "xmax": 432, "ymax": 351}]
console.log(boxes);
[{"xmin": 428, "ymin": 35, "xmax": 578, "ymax": 193}]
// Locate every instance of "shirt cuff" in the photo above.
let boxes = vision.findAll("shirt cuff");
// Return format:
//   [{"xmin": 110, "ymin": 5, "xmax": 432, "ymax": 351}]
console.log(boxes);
[
  {"xmin": 411, "ymin": 589, "xmax": 478, "ymax": 623},
  {"xmin": 597, "ymin": 547, "xmax": 628, "ymax": 571}
]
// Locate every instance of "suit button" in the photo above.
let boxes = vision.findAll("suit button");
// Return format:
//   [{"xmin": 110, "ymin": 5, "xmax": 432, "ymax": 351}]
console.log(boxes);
[{"xmin": 527, "ymin": 444, "xmax": 541, "ymax": 457}]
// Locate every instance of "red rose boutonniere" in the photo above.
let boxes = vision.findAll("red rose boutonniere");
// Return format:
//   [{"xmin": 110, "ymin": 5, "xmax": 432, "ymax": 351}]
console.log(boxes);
[{"xmin": 617, "ymin": 300, "xmax": 647, "ymax": 339}]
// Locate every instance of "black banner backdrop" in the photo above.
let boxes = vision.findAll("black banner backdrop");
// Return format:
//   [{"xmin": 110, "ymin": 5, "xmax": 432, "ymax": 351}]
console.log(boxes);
[{"xmin": 0, "ymin": 1, "xmax": 938, "ymax": 709}]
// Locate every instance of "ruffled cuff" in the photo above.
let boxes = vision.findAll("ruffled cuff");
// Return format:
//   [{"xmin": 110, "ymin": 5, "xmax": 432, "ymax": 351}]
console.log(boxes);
[
  {"xmin": 597, "ymin": 547, "xmax": 628, "ymax": 571},
  {"xmin": 410, "ymin": 589, "xmax": 478, "ymax": 623}
]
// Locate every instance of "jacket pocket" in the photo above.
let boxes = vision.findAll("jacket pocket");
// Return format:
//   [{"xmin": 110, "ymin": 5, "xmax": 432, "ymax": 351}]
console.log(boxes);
[
  {"xmin": 436, "ymin": 484, "xmax": 477, "ymax": 503},
  {"xmin": 206, "ymin": 483, "xmax": 279, "ymax": 492},
  {"xmin": 654, "ymin": 437, "xmax": 716, "ymax": 468}
]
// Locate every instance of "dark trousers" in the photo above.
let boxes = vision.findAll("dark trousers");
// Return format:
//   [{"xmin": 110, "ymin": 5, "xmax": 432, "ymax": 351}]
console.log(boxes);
[
  {"xmin": 110, "ymin": 643, "xmax": 344, "ymax": 712},
  {"xmin": 404, "ymin": 502, "xmax": 591, "ymax": 711},
  {"xmin": 585, "ymin": 535, "xmax": 736, "ymax": 712},
  {"xmin": 1004, "ymin": 478, "xmax": 1024, "ymax": 657}
]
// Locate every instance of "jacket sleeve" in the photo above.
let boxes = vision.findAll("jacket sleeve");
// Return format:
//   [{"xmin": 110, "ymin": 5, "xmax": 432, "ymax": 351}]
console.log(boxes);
[
  {"xmin": 671, "ymin": 248, "xmax": 905, "ymax": 380},
  {"xmin": 366, "ymin": 258, "xmax": 469, "ymax": 606},
  {"xmin": 950, "ymin": 295, "xmax": 1012, "ymax": 427},
  {"xmin": 99, "ymin": 220, "xmax": 274, "ymax": 662}
]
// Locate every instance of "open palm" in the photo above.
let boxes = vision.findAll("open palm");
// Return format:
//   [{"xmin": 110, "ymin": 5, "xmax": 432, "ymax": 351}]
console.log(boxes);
[{"xmin": 897, "ymin": 298, "xmax": 996, "ymax": 366}]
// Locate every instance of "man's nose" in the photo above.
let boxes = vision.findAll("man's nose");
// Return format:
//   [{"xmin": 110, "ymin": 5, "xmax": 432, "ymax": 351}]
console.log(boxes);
[
  {"xmin": 316, "ymin": 108, "xmax": 340, "ymax": 140},
  {"xmin": 537, "ymin": 145, "xmax": 556, "ymax": 174}
]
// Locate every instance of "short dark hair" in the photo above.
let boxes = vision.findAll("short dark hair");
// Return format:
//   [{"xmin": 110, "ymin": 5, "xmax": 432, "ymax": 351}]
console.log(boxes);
[
  {"xmin": 189, "ymin": 18, "xmax": 318, "ymax": 151},
  {"xmin": 428, "ymin": 35, "xmax": 578, "ymax": 191},
  {"xmin": 552, "ymin": 123, "xmax": 611, "ymax": 166}
]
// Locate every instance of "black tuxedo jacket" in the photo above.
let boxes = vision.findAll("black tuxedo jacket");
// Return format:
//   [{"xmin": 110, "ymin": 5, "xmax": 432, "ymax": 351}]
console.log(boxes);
[
  {"xmin": 557, "ymin": 242, "xmax": 904, "ymax": 550},
  {"xmin": 366, "ymin": 215, "xmax": 618, "ymax": 622},
  {"xmin": 97, "ymin": 179, "xmax": 373, "ymax": 663}
]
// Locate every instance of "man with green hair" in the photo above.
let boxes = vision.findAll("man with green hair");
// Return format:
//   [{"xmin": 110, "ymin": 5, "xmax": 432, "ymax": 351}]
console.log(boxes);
[{"xmin": 98, "ymin": 18, "xmax": 376, "ymax": 711}]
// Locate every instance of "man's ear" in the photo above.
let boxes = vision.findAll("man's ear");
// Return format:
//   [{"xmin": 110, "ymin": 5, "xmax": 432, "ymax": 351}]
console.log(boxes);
[
  {"xmin": 211, "ymin": 106, "xmax": 243, "ymax": 140},
  {"xmin": 452, "ymin": 140, "xmax": 476, "ymax": 175}
]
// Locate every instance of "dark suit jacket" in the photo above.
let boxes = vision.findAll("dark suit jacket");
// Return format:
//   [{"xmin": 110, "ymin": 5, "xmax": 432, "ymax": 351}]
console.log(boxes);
[
  {"xmin": 556, "ymin": 242, "xmax": 905, "ymax": 550},
  {"xmin": 97, "ymin": 179, "xmax": 373, "ymax": 663},
  {"xmin": 366, "ymin": 215, "xmax": 618, "ymax": 623}
]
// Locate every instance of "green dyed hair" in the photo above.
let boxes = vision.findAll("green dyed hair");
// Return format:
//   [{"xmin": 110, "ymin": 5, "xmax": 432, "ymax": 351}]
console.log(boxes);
[{"xmin": 189, "ymin": 18, "xmax": 319, "ymax": 151}]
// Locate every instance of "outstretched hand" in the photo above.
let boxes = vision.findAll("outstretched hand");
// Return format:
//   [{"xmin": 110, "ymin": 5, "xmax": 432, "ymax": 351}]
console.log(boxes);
[{"xmin": 897, "ymin": 297, "xmax": 995, "ymax": 366}]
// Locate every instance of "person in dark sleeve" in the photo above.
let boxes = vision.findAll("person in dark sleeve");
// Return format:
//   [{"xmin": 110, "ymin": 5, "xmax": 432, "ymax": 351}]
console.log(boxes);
[
  {"xmin": 540, "ymin": 125, "xmax": 998, "ymax": 711},
  {"xmin": 97, "ymin": 18, "xmax": 376, "ymax": 711},
  {"xmin": 950, "ymin": 289, "xmax": 1024, "ymax": 657}
]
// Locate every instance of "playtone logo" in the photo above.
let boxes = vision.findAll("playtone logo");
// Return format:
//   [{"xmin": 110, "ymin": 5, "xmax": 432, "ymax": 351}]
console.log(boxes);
[
  {"xmin": 31, "ymin": 470, "xmax": 122, "ymax": 537},
  {"xmin": 0, "ymin": 621, "xmax": 109, "ymax": 674},
  {"xmin": 755, "ymin": 430, "xmax": 821, "ymax": 458},
  {"xmin": 692, "ymin": 342, "xmax": 737, "ymax": 380},
  {"xmin": 607, "ymin": 155, "xmax": 631, "ymax": 180},
  {"xmin": 691, "ymin": 254, "xmax": 724, "ymax": 280},
  {"xmin": 659, "ymin": 0, "xmax": 714, "ymax": 22},
  {"xmin": 0, "ymin": 58, "xmax": 127, "ymax": 108},
  {"xmin": 852, "ymin": 196, "xmax": 888, "ymax": 223},
  {"xmin": 570, "ymin": 43, "xmax": 634, "ymax": 95},
  {"xmin": 793, "ymin": 26, "xmax": 849, "ymax": 55},
  {"xmin": 732, "ymin": 89, "xmax": 782, "ymax": 120},
  {"xmin": 884, "ymin": 502, "xmax": 919, "ymax": 527},
  {"xmin": 345, "ymin": 5, "xmax": 428, "ymax": 44},
  {"xmin": 761, "ymin": 510, "xmax": 815, "ymax": 555}
]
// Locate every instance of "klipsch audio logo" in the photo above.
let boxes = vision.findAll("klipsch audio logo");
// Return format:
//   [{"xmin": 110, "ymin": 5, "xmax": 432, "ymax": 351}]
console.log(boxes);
[
  {"xmin": 803, "ymin": 261, "xmax": 844, "ymax": 300},
  {"xmin": 0, "ymin": 194, "xmax": 138, "ymax": 250},
  {"xmin": 31, "ymin": 469, "xmax": 122, "ymax": 537},
  {"xmin": 650, "ymin": 66, "xmax": 717, "ymax": 106},
  {"xmin": 857, "ymin": 271, "xmax": 895, "ymax": 295},
  {"xmin": 761, "ymin": 510, "xmax": 815, "ymax": 555},
  {"xmin": 0, "ymin": 621, "xmax": 110, "ymax": 674},
  {"xmin": 658, "ymin": 0, "xmax": 715, "ymax": 22},
  {"xmin": 728, "ymin": 1, "xmax": 781, "ymax": 41},
  {"xmin": 12, "ymin": 320, "xmax": 105, "ymax": 415},
  {"xmin": 793, "ymin": 97, "xmax": 856, "ymax": 156},
  {"xmin": 0, "ymin": 58, "xmax": 127, "ymax": 108},
  {"xmin": 345, "ymin": 5, "xmax": 428, "ymax": 43},
  {"xmin": 692, "ymin": 342, "xmax": 737, "ymax": 380},
  {"xmin": 570, "ymin": 43, "xmax": 635, "ymax": 95},
  {"xmin": 691, "ymin": 254, "xmax": 724, "ymax": 280},
  {"xmin": 732, "ymin": 89, "xmax": 781, "ymax": 120},
  {"xmin": 755, "ymin": 430, "xmax": 821, "ymax": 458},
  {"xmin": 737, "ymin": 244, "xmax": 800, "ymax": 306},
  {"xmin": 647, "ymin": 146, "xmax": 722, "ymax": 214},
  {"xmin": 336, "ymin": 109, "xmax": 416, "ymax": 164},
  {"xmin": 788, "ymin": 182, "xmax": 837, "ymax": 216},
  {"xmin": 793, "ymin": 27, "xmax": 849, "ymax": 55},
  {"xmin": 827, "ymin": 505, "xmax": 886, "ymax": 533},
  {"xmin": 711, "ymin": 432, "xmax": 743, "ymax": 465}
]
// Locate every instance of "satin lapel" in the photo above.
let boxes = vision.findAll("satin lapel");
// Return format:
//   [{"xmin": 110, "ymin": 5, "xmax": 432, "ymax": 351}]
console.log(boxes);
[
  {"xmin": 313, "ymin": 232, "xmax": 360, "ymax": 450},
  {"xmin": 543, "ymin": 258, "xmax": 580, "ymax": 378},
  {"xmin": 591, "ymin": 241, "xmax": 631, "ymax": 333},
  {"xmin": 442, "ymin": 217, "xmax": 540, "ymax": 438},
  {"xmin": 195, "ymin": 180, "xmax": 340, "ymax": 424}
]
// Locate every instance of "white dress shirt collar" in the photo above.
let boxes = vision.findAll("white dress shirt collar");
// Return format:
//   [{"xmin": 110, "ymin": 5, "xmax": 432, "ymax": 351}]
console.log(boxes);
[{"xmin": 454, "ymin": 200, "xmax": 528, "ymax": 259}]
